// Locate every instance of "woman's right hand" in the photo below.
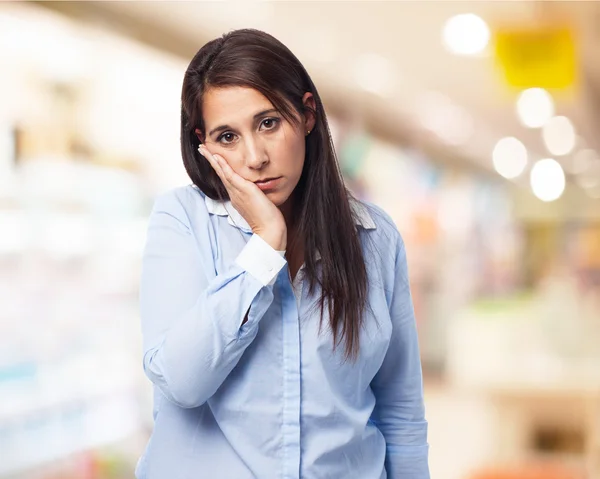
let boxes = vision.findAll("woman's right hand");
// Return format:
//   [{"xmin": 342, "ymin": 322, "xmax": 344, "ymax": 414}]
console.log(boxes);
[{"xmin": 199, "ymin": 144, "xmax": 287, "ymax": 251}]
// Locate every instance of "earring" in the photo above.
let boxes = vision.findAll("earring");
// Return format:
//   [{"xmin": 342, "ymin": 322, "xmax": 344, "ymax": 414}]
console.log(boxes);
[{"xmin": 306, "ymin": 130, "xmax": 311, "ymax": 135}]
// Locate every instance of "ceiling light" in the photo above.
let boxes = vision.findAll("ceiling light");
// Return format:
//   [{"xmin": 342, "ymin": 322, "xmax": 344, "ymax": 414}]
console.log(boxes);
[
  {"xmin": 568, "ymin": 149, "xmax": 598, "ymax": 175},
  {"xmin": 516, "ymin": 88, "xmax": 554, "ymax": 128},
  {"xmin": 542, "ymin": 116, "xmax": 576, "ymax": 156},
  {"xmin": 530, "ymin": 158, "xmax": 565, "ymax": 202},
  {"xmin": 575, "ymin": 158, "xmax": 600, "ymax": 189},
  {"xmin": 492, "ymin": 137, "xmax": 528, "ymax": 179},
  {"xmin": 442, "ymin": 14, "xmax": 490, "ymax": 56}
]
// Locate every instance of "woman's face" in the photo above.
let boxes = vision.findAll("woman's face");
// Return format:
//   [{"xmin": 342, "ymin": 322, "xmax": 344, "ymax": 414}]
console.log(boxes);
[{"xmin": 201, "ymin": 86, "xmax": 315, "ymax": 207}]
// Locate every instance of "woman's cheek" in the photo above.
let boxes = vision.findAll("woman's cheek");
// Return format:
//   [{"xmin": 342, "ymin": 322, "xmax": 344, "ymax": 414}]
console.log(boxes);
[{"xmin": 219, "ymin": 151, "xmax": 244, "ymax": 174}]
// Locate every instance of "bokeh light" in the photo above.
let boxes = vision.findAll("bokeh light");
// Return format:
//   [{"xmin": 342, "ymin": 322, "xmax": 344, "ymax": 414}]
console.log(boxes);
[
  {"xmin": 516, "ymin": 88, "xmax": 555, "ymax": 128},
  {"xmin": 442, "ymin": 13, "xmax": 490, "ymax": 56},
  {"xmin": 492, "ymin": 136, "xmax": 528, "ymax": 179},
  {"xmin": 530, "ymin": 158, "xmax": 566, "ymax": 202}
]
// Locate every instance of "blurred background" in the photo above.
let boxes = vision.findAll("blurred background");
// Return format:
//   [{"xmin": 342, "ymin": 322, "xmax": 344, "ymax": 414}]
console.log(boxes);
[{"xmin": 1, "ymin": 1, "xmax": 600, "ymax": 478}]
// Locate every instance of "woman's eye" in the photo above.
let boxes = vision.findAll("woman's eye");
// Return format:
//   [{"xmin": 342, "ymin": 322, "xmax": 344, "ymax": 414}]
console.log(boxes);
[
  {"xmin": 218, "ymin": 132, "xmax": 236, "ymax": 145},
  {"xmin": 260, "ymin": 118, "xmax": 280, "ymax": 131}
]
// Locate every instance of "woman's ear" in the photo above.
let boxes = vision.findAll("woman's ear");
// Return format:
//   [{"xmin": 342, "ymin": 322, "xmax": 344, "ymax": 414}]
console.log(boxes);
[
  {"xmin": 302, "ymin": 92, "xmax": 316, "ymax": 134},
  {"xmin": 194, "ymin": 128, "xmax": 204, "ymax": 143}
]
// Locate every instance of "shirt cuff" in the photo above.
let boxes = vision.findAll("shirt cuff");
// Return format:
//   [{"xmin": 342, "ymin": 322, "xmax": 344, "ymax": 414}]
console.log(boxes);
[{"xmin": 235, "ymin": 234, "xmax": 287, "ymax": 286}]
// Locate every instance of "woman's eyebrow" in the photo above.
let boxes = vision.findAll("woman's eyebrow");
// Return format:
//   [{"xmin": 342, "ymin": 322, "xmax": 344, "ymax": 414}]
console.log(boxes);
[
  {"xmin": 207, "ymin": 108, "xmax": 278, "ymax": 137},
  {"xmin": 253, "ymin": 108, "xmax": 278, "ymax": 118}
]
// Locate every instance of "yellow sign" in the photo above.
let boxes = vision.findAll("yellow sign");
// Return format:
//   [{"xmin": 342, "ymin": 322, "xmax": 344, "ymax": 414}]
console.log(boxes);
[{"xmin": 494, "ymin": 26, "xmax": 577, "ymax": 89}]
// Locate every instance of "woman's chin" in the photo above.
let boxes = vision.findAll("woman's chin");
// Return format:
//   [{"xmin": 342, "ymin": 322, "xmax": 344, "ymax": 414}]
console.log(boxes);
[
  {"xmin": 268, "ymin": 191, "xmax": 290, "ymax": 207},
  {"xmin": 268, "ymin": 193, "xmax": 283, "ymax": 205}
]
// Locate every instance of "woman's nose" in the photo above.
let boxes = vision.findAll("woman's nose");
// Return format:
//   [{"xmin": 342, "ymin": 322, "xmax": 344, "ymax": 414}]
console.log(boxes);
[{"xmin": 243, "ymin": 137, "xmax": 269, "ymax": 170}]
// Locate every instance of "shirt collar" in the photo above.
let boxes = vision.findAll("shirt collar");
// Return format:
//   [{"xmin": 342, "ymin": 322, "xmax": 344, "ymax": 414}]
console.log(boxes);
[{"xmin": 204, "ymin": 195, "xmax": 377, "ymax": 233}]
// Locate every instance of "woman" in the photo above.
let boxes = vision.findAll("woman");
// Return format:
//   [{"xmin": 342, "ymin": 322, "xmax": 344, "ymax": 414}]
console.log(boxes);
[{"xmin": 138, "ymin": 29, "xmax": 430, "ymax": 479}]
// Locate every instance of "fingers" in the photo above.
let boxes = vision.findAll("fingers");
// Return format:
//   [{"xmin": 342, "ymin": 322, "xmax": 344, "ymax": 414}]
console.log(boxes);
[
  {"xmin": 199, "ymin": 144, "xmax": 227, "ymax": 183},
  {"xmin": 214, "ymin": 154, "xmax": 248, "ymax": 190},
  {"xmin": 198, "ymin": 144, "xmax": 247, "ymax": 192}
]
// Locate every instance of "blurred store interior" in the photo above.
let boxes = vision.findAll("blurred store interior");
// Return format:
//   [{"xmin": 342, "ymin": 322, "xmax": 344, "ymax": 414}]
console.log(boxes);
[{"xmin": 1, "ymin": 1, "xmax": 600, "ymax": 478}]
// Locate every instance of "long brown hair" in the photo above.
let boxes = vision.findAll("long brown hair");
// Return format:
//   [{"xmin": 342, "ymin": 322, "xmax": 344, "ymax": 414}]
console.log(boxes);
[{"xmin": 180, "ymin": 29, "xmax": 368, "ymax": 360}]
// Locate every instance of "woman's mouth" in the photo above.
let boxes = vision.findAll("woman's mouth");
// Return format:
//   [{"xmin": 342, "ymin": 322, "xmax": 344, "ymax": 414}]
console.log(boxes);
[{"xmin": 254, "ymin": 177, "xmax": 282, "ymax": 191}]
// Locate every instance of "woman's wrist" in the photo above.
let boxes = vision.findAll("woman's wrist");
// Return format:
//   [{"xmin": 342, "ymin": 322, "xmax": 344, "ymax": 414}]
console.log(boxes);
[{"xmin": 255, "ymin": 229, "xmax": 286, "ymax": 251}]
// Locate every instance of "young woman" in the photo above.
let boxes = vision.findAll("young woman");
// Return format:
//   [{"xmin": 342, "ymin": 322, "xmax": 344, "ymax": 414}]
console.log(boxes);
[{"xmin": 138, "ymin": 28, "xmax": 430, "ymax": 479}]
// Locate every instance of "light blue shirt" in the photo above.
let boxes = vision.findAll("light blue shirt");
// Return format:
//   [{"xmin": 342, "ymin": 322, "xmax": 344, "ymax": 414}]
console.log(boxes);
[{"xmin": 136, "ymin": 185, "xmax": 430, "ymax": 479}]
